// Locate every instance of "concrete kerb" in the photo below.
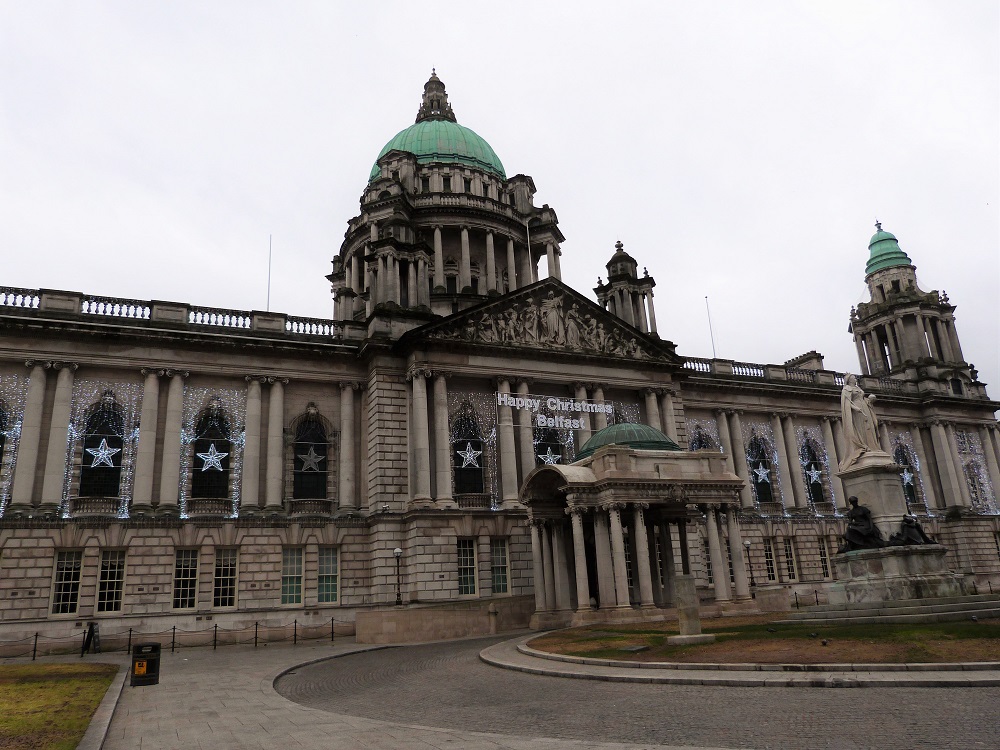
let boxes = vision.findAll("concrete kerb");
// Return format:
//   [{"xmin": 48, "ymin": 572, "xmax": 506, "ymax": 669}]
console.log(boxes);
[
  {"xmin": 75, "ymin": 660, "xmax": 128, "ymax": 750},
  {"xmin": 479, "ymin": 634, "xmax": 1000, "ymax": 688}
]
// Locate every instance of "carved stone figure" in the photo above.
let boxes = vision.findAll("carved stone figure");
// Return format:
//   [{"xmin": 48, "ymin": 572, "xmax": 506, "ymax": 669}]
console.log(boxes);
[
  {"xmin": 565, "ymin": 303, "xmax": 582, "ymax": 348},
  {"xmin": 838, "ymin": 496, "xmax": 885, "ymax": 552},
  {"xmin": 839, "ymin": 374, "xmax": 883, "ymax": 469},
  {"xmin": 888, "ymin": 515, "xmax": 937, "ymax": 546},
  {"xmin": 540, "ymin": 291, "xmax": 564, "ymax": 344}
]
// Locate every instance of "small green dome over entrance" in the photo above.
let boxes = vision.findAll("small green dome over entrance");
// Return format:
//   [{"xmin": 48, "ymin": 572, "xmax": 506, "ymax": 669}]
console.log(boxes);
[
  {"xmin": 369, "ymin": 119, "xmax": 506, "ymax": 182},
  {"xmin": 865, "ymin": 222, "xmax": 913, "ymax": 276},
  {"xmin": 576, "ymin": 422, "xmax": 681, "ymax": 460}
]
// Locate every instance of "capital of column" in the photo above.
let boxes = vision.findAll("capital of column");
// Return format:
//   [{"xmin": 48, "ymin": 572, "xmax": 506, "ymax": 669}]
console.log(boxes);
[
  {"xmin": 632, "ymin": 501, "xmax": 650, "ymax": 512},
  {"xmin": 49, "ymin": 361, "xmax": 79, "ymax": 372},
  {"xmin": 430, "ymin": 370, "xmax": 452, "ymax": 381},
  {"xmin": 406, "ymin": 367, "xmax": 433, "ymax": 382},
  {"xmin": 515, "ymin": 377, "xmax": 532, "ymax": 388},
  {"xmin": 338, "ymin": 380, "xmax": 364, "ymax": 391},
  {"xmin": 565, "ymin": 505, "xmax": 589, "ymax": 518},
  {"xmin": 601, "ymin": 501, "xmax": 626, "ymax": 513},
  {"xmin": 262, "ymin": 376, "xmax": 290, "ymax": 386},
  {"xmin": 245, "ymin": 374, "xmax": 263, "ymax": 383},
  {"xmin": 160, "ymin": 369, "xmax": 190, "ymax": 379}
]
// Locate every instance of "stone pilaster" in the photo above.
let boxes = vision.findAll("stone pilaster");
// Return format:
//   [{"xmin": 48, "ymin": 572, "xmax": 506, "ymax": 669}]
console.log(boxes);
[
  {"xmin": 781, "ymin": 415, "xmax": 807, "ymax": 508},
  {"xmin": 592, "ymin": 385, "xmax": 608, "ymax": 431},
  {"xmin": 644, "ymin": 389, "xmax": 661, "ymax": 430},
  {"xmin": 727, "ymin": 411, "xmax": 754, "ymax": 509},
  {"xmin": 592, "ymin": 508, "xmax": 616, "ymax": 608},
  {"xmin": 516, "ymin": 379, "xmax": 534, "ymax": 483},
  {"xmin": 770, "ymin": 413, "xmax": 794, "ymax": 510},
  {"xmin": 39, "ymin": 362, "xmax": 77, "ymax": 514},
  {"xmin": 408, "ymin": 369, "xmax": 432, "ymax": 505},
  {"xmin": 506, "ymin": 238, "xmax": 517, "ymax": 291},
  {"xmin": 945, "ymin": 422, "xmax": 973, "ymax": 506},
  {"xmin": 704, "ymin": 506, "xmax": 731, "ymax": 602},
  {"xmin": 460, "ymin": 226, "xmax": 471, "ymax": 291},
  {"xmin": 242, "ymin": 377, "xmax": 263, "ymax": 510},
  {"xmin": 433, "ymin": 226, "xmax": 445, "ymax": 290},
  {"xmin": 574, "ymin": 383, "xmax": 591, "ymax": 446},
  {"xmin": 157, "ymin": 370, "xmax": 187, "ymax": 515},
  {"xmin": 432, "ymin": 372, "xmax": 455, "ymax": 507},
  {"xmin": 726, "ymin": 507, "xmax": 751, "ymax": 600},
  {"xmin": 8, "ymin": 361, "xmax": 47, "ymax": 513},
  {"xmin": 485, "ymin": 232, "xmax": 496, "ymax": 293},
  {"xmin": 909, "ymin": 424, "xmax": 938, "ymax": 509},
  {"xmin": 631, "ymin": 503, "xmax": 655, "ymax": 607},
  {"xmin": 264, "ymin": 378, "xmax": 287, "ymax": 511},
  {"xmin": 338, "ymin": 381, "xmax": 359, "ymax": 511},
  {"xmin": 131, "ymin": 368, "xmax": 161, "ymax": 514},
  {"xmin": 568, "ymin": 506, "xmax": 591, "ymax": 612},
  {"xmin": 496, "ymin": 378, "xmax": 520, "ymax": 507},
  {"xmin": 820, "ymin": 417, "xmax": 847, "ymax": 510},
  {"xmin": 606, "ymin": 503, "xmax": 631, "ymax": 608}
]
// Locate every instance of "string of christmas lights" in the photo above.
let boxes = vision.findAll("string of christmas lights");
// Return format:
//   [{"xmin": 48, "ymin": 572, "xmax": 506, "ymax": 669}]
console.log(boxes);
[
  {"xmin": 179, "ymin": 386, "xmax": 247, "ymax": 518},
  {"xmin": 0, "ymin": 372, "xmax": 28, "ymax": 515}
]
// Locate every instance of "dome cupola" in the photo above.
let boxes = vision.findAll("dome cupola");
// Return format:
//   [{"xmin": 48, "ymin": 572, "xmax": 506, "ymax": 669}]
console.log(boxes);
[{"xmin": 865, "ymin": 221, "xmax": 913, "ymax": 276}]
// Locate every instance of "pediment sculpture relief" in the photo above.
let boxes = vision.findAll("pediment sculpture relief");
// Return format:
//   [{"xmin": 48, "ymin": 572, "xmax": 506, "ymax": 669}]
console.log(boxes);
[{"xmin": 433, "ymin": 290, "xmax": 656, "ymax": 359}]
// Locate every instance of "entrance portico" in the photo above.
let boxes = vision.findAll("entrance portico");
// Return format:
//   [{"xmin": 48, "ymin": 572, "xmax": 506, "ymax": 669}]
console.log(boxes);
[{"xmin": 521, "ymin": 428, "xmax": 749, "ymax": 629}]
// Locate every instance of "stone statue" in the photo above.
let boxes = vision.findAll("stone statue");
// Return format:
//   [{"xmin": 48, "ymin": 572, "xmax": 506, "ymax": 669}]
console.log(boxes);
[
  {"xmin": 888, "ymin": 515, "xmax": 937, "ymax": 546},
  {"xmin": 839, "ymin": 374, "xmax": 883, "ymax": 469},
  {"xmin": 838, "ymin": 496, "xmax": 885, "ymax": 552}
]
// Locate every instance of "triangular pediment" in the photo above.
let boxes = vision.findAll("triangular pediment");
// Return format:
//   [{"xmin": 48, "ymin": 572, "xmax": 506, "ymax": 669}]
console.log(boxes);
[{"xmin": 402, "ymin": 278, "xmax": 681, "ymax": 363}]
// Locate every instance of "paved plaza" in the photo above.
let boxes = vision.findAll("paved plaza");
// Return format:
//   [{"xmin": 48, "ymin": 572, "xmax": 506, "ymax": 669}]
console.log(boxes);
[{"xmin": 74, "ymin": 633, "xmax": 1000, "ymax": 750}]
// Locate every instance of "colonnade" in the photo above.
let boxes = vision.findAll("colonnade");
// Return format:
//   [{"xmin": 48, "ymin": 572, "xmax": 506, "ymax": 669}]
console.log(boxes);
[
  {"xmin": 3, "ymin": 361, "xmax": 363, "ymax": 517},
  {"xmin": 604, "ymin": 286, "xmax": 657, "ymax": 334},
  {"xmin": 530, "ymin": 501, "xmax": 751, "ymax": 619},
  {"xmin": 855, "ymin": 312, "xmax": 963, "ymax": 375}
]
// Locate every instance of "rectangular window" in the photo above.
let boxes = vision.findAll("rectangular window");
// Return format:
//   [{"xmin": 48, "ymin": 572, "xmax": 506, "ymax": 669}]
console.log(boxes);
[
  {"xmin": 463, "ymin": 177, "xmax": 472, "ymax": 193},
  {"xmin": 482, "ymin": 182, "xmax": 490, "ymax": 199},
  {"xmin": 763, "ymin": 538, "xmax": 777, "ymax": 581},
  {"xmin": 97, "ymin": 550, "xmax": 125, "ymax": 612},
  {"xmin": 702, "ymin": 539, "xmax": 713, "ymax": 585},
  {"xmin": 421, "ymin": 177, "xmax": 430, "ymax": 192},
  {"xmin": 783, "ymin": 538, "xmax": 798, "ymax": 581},
  {"xmin": 818, "ymin": 537, "xmax": 831, "ymax": 579},
  {"xmin": 318, "ymin": 547, "xmax": 339, "ymax": 603},
  {"xmin": 281, "ymin": 547, "xmax": 303, "ymax": 604},
  {"xmin": 490, "ymin": 539, "xmax": 509, "ymax": 594},
  {"xmin": 52, "ymin": 551, "xmax": 83, "ymax": 615},
  {"xmin": 173, "ymin": 549, "xmax": 199, "ymax": 609},
  {"xmin": 457, "ymin": 538, "xmax": 477, "ymax": 595},
  {"xmin": 213, "ymin": 548, "xmax": 237, "ymax": 608},
  {"xmin": 442, "ymin": 176, "xmax": 451, "ymax": 192}
]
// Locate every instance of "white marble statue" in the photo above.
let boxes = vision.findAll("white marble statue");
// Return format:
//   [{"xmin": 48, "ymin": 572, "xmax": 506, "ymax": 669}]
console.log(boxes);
[{"xmin": 839, "ymin": 374, "xmax": 884, "ymax": 469}]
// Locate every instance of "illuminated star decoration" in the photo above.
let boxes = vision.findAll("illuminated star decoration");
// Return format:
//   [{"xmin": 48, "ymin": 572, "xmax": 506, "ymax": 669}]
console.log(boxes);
[
  {"xmin": 456, "ymin": 442, "xmax": 482, "ymax": 468},
  {"xmin": 297, "ymin": 446, "xmax": 326, "ymax": 472},
  {"xmin": 537, "ymin": 447, "xmax": 561, "ymax": 465},
  {"xmin": 805, "ymin": 466, "xmax": 823, "ymax": 484},
  {"xmin": 196, "ymin": 443, "xmax": 228, "ymax": 471},
  {"xmin": 86, "ymin": 438, "xmax": 120, "ymax": 468},
  {"xmin": 901, "ymin": 469, "xmax": 914, "ymax": 486},
  {"xmin": 753, "ymin": 463, "xmax": 770, "ymax": 483}
]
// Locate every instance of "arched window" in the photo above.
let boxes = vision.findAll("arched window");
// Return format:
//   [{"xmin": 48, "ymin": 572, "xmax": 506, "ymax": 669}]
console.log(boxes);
[
  {"xmin": 79, "ymin": 391, "xmax": 125, "ymax": 498},
  {"xmin": 799, "ymin": 438, "xmax": 826, "ymax": 506},
  {"xmin": 292, "ymin": 405, "xmax": 329, "ymax": 500},
  {"xmin": 533, "ymin": 408, "xmax": 563, "ymax": 467},
  {"xmin": 452, "ymin": 402, "xmax": 485, "ymax": 494},
  {"xmin": 894, "ymin": 444, "xmax": 918, "ymax": 506},
  {"xmin": 191, "ymin": 399, "xmax": 231, "ymax": 499},
  {"xmin": 688, "ymin": 425, "xmax": 717, "ymax": 451},
  {"xmin": 746, "ymin": 431, "xmax": 775, "ymax": 507}
]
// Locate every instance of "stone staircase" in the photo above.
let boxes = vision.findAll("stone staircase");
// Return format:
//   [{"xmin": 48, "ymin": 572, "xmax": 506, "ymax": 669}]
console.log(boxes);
[{"xmin": 776, "ymin": 594, "xmax": 1000, "ymax": 626}]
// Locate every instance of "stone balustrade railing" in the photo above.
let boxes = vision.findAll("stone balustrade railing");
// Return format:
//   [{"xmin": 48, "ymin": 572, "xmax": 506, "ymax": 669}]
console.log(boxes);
[
  {"xmin": 0, "ymin": 286, "xmax": 40, "ymax": 309},
  {"xmin": 82, "ymin": 295, "xmax": 151, "ymax": 319}
]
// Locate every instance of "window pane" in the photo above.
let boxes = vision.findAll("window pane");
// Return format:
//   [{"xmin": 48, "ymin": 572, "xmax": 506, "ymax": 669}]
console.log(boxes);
[
  {"xmin": 52, "ymin": 551, "xmax": 82, "ymax": 614},
  {"xmin": 282, "ymin": 548, "xmax": 303, "ymax": 604},
  {"xmin": 318, "ymin": 547, "xmax": 338, "ymax": 603},
  {"xmin": 490, "ymin": 539, "xmax": 508, "ymax": 594},
  {"xmin": 213, "ymin": 548, "xmax": 237, "ymax": 608},
  {"xmin": 192, "ymin": 439, "xmax": 231, "ymax": 498},
  {"xmin": 173, "ymin": 549, "xmax": 199, "ymax": 609},
  {"xmin": 457, "ymin": 539, "xmax": 476, "ymax": 595},
  {"xmin": 97, "ymin": 550, "xmax": 125, "ymax": 612}
]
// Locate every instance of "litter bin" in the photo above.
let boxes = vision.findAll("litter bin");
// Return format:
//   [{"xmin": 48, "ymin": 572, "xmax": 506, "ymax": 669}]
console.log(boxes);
[{"xmin": 130, "ymin": 642, "xmax": 161, "ymax": 686}]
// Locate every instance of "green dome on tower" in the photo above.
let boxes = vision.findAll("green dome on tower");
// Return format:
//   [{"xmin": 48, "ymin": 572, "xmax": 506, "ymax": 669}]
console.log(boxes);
[
  {"xmin": 369, "ymin": 71, "xmax": 506, "ymax": 182},
  {"xmin": 576, "ymin": 422, "xmax": 681, "ymax": 460},
  {"xmin": 865, "ymin": 222, "xmax": 913, "ymax": 276}
]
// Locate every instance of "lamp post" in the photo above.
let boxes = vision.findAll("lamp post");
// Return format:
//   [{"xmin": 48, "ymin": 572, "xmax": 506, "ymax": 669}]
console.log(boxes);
[
  {"xmin": 393, "ymin": 547, "xmax": 403, "ymax": 606},
  {"xmin": 743, "ymin": 539, "xmax": 756, "ymax": 590}
]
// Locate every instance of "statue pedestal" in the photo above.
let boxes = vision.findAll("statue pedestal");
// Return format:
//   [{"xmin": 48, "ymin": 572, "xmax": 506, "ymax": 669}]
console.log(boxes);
[
  {"xmin": 837, "ymin": 454, "xmax": 908, "ymax": 539},
  {"xmin": 828, "ymin": 545, "xmax": 966, "ymax": 605}
]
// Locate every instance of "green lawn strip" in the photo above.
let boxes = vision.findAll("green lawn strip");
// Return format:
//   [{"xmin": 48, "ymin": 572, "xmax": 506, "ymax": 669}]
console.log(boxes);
[{"xmin": 0, "ymin": 663, "xmax": 118, "ymax": 750}]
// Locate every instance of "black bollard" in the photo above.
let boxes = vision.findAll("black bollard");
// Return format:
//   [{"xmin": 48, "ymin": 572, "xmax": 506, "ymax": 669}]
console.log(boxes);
[
  {"xmin": 213, "ymin": 623, "xmax": 218, "ymax": 650},
  {"xmin": 293, "ymin": 619, "xmax": 297, "ymax": 646},
  {"xmin": 171, "ymin": 626, "xmax": 176, "ymax": 653},
  {"xmin": 331, "ymin": 619, "xmax": 335, "ymax": 643},
  {"xmin": 32, "ymin": 633, "xmax": 38, "ymax": 661},
  {"xmin": 794, "ymin": 592, "xmax": 800, "ymax": 609},
  {"xmin": 126, "ymin": 628, "xmax": 132, "ymax": 655},
  {"xmin": 254, "ymin": 622, "xmax": 259, "ymax": 648}
]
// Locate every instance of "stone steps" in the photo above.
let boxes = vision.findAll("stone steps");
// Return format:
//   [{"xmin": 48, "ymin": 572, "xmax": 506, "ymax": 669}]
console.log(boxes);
[{"xmin": 776, "ymin": 594, "xmax": 1000, "ymax": 626}]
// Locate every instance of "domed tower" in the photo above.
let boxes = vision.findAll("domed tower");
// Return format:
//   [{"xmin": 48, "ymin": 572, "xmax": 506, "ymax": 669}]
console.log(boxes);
[
  {"xmin": 329, "ymin": 72, "xmax": 564, "ymax": 327},
  {"xmin": 849, "ymin": 223, "xmax": 979, "ymax": 395},
  {"xmin": 594, "ymin": 241, "xmax": 658, "ymax": 334}
]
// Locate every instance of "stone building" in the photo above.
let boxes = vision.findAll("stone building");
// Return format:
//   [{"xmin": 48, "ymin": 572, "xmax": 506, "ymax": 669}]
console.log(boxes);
[{"xmin": 1, "ymin": 73, "xmax": 998, "ymax": 644}]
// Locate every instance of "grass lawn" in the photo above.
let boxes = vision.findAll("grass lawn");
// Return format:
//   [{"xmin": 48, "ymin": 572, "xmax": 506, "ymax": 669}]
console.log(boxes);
[
  {"xmin": 0, "ymin": 663, "xmax": 118, "ymax": 750},
  {"xmin": 528, "ymin": 615, "xmax": 1000, "ymax": 664}
]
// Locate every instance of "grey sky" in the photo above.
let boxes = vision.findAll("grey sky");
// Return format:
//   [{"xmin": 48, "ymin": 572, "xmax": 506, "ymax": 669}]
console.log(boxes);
[{"xmin": 2, "ymin": 1, "xmax": 997, "ymax": 396}]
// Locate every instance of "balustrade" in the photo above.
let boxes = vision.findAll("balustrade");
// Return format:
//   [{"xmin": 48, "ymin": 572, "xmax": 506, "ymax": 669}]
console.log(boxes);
[
  {"xmin": 0, "ymin": 287, "xmax": 40, "ymax": 309},
  {"xmin": 82, "ymin": 296, "xmax": 151, "ymax": 319}
]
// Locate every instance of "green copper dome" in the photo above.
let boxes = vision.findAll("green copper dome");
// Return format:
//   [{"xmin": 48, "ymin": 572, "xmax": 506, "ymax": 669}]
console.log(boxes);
[
  {"xmin": 865, "ymin": 223, "xmax": 913, "ymax": 276},
  {"xmin": 576, "ymin": 422, "xmax": 681, "ymax": 460},
  {"xmin": 369, "ymin": 120, "xmax": 506, "ymax": 182}
]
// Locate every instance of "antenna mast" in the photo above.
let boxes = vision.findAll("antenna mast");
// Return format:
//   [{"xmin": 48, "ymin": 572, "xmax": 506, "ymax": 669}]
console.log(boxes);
[{"xmin": 705, "ymin": 296, "xmax": 717, "ymax": 358}]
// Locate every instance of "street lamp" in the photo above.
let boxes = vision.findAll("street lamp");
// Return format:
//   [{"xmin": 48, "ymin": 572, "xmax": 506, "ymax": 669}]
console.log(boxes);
[
  {"xmin": 393, "ymin": 547, "xmax": 403, "ymax": 606},
  {"xmin": 743, "ymin": 539, "xmax": 756, "ymax": 592}
]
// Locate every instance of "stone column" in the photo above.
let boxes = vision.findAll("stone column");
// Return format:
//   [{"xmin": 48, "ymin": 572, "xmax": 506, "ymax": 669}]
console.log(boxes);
[
  {"xmin": 644, "ymin": 389, "xmax": 661, "ymax": 430},
  {"xmin": 631, "ymin": 504, "xmax": 656, "ymax": 607},
  {"xmin": 551, "ymin": 522, "xmax": 572, "ymax": 611},
  {"xmin": 391, "ymin": 255, "xmax": 401, "ymax": 305},
  {"xmin": 409, "ymin": 370, "xmax": 432, "ymax": 504},
  {"xmin": 606, "ymin": 504, "xmax": 632, "ymax": 608},
  {"xmin": 460, "ymin": 227, "xmax": 471, "ymax": 291},
  {"xmin": 406, "ymin": 260, "xmax": 417, "ymax": 307},
  {"xmin": 264, "ymin": 379, "xmax": 286, "ymax": 511},
  {"xmin": 937, "ymin": 320, "xmax": 955, "ymax": 361},
  {"xmin": 726, "ymin": 507, "xmax": 751, "ymax": 600},
  {"xmin": 506, "ymin": 238, "xmax": 517, "ymax": 291},
  {"xmin": 593, "ymin": 509, "xmax": 616, "ymax": 608},
  {"xmin": 553, "ymin": 247, "xmax": 562, "ymax": 279},
  {"xmin": 574, "ymin": 383, "xmax": 591, "ymax": 445},
  {"xmin": 620, "ymin": 289, "xmax": 635, "ymax": 326},
  {"xmin": 38, "ymin": 362, "xmax": 77, "ymax": 513},
  {"xmin": 338, "ymin": 382, "xmax": 357, "ymax": 511},
  {"xmin": 569, "ymin": 507, "xmax": 591, "ymax": 611},
  {"xmin": 592, "ymin": 385, "xmax": 608, "ymax": 431},
  {"xmin": 660, "ymin": 389, "xmax": 678, "ymax": 441},
  {"xmin": 496, "ymin": 379, "xmax": 519, "ymax": 506},
  {"xmin": 433, "ymin": 372, "xmax": 453, "ymax": 506},
  {"xmin": 909, "ymin": 425, "xmax": 939, "ymax": 509},
  {"xmin": 646, "ymin": 291, "xmax": 658, "ymax": 335},
  {"xmin": 727, "ymin": 411, "xmax": 754, "ymax": 509},
  {"xmin": 417, "ymin": 258, "xmax": 428, "ymax": 306},
  {"xmin": 854, "ymin": 335, "xmax": 870, "ymax": 375},
  {"xmin": 9, "ymin": 361, "xmax": 47, "ymax": 512},
  {"xmin": 820, "ymin": 417, "xmax": 847, "ymax": 509},
  {"xmin": 546, "ymin": 243, "xmax": 557, "ymax": 279},
  {"xmin": 433, "ymin": 226, "xmax": 445, "ymax": 290},
  {"xmin": 832, "ymin": 417, "xmax": 847, "ymax": 464},
  {"xmin": 930, "ymin": 420, "xmax": 963, "ymax": 507},
  {"xmin": 770, "ymin": 413, "xmax": 794, "ymax": 509},
  {"xmin": 878, "ymin": 422, "xmax": 892, "ymax": 453},
  {"xmin": 636, "ymin": 293, "xmax": 649, "ymax": 333},
  {"xmin": 157, "ymin": 371, "xmax": 185, "ymax": 515},
  {"xmin": 945, "ymin": 423, "xmax": 973, "ymax": 506},
  {"xmin": 946, "ymin": 320, "xmax": 965, "ymax": 363},
  {"xmin": 485, "ymin": 232, "xmax": 496, "ymax": 293},
  {"xmin": 540, "ymin": 522, "xmax": 557, "ymax": 611},
  {"xmin": 704, "ymin": 507, "xmax": 731, "ymax": 602},
  {"xmin": 131, "ymin": 369, "xmax": 161, "ymax": 513},
  {"xmin": 978, "ymin": 425, "xmax": 1000, "ymax": 505},
  {"xmin": 529, "ymin": 521, "xmax": 547, "ymax": 613},
  {"xmin": 242, "ymin": 377, "xmax": 263, "ymax": 509},
  {"xmin": 516, "ymin": 380, "xmax": 535, "ymax": 482},
  {"xmin": 658, "ymin": 520, "xmax": 675, "ymax": 606},
  {"xmin": 781, "ymin": 415, "xmax": 807, "ymax": 508}
]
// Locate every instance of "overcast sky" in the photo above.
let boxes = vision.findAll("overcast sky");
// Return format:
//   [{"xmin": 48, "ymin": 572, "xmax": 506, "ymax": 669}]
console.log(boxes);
[{"xmin": 2, "ymin": 1, "xmax": 997, "ymax": 396}]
